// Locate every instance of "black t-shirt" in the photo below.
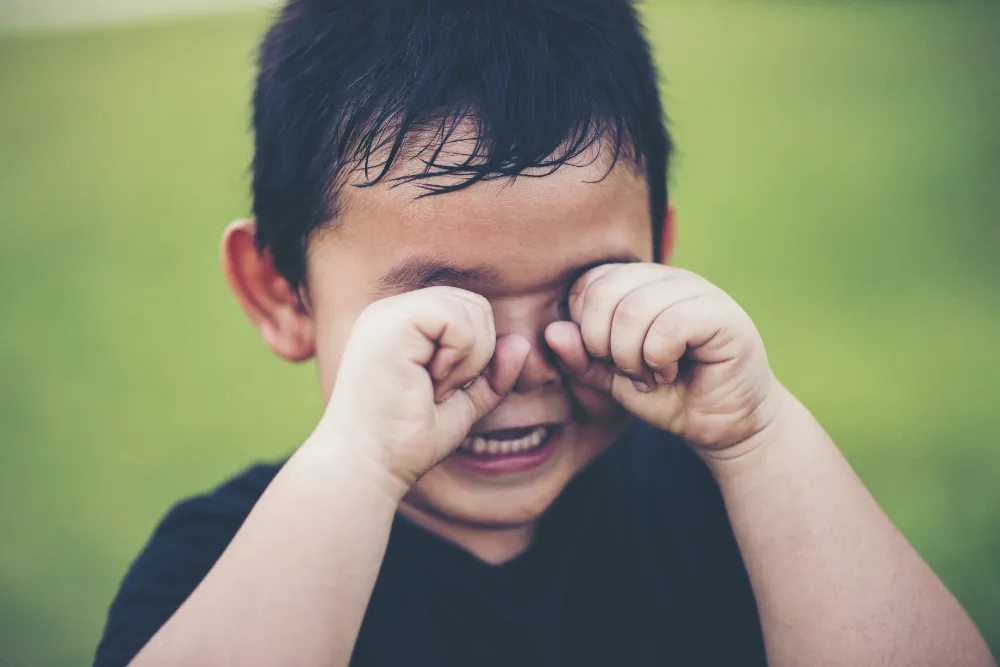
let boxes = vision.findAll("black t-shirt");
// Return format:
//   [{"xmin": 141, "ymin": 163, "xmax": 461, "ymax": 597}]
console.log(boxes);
[{"xmin": 94, "ymin": 421, "xmax": 767, "ymax": 667}]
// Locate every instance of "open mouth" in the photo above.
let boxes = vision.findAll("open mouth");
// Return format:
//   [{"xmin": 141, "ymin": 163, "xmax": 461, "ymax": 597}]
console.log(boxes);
[
  {"xmin": 450, "ymin": 423, "xmax": 563, "ymax": 475},
  {"xmin": 457, "ymin": 424, "xmax": 553, "ymax": 457}
]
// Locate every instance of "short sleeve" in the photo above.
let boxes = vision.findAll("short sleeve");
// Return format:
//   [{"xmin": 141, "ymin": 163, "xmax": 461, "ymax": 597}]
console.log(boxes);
[{"xmin": 93, "ymin": 464, "xmax": 280, "ymax": 667}]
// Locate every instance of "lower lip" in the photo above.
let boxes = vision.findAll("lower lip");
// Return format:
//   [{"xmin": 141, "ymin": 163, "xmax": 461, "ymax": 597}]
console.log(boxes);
[{"xmin": 449, "ymin": 426, "xmax": 563, "ymax": 475}]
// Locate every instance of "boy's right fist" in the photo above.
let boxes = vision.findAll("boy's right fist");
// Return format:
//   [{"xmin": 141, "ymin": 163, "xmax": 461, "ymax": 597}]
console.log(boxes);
[{"xmin": 320, "ymin": 286, "xmax": 530, "ymax": 495}]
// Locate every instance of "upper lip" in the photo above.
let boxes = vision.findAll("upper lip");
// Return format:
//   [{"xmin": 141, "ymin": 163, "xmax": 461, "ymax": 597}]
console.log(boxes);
[{"xmin": 468, "ymin": 394, "xmax": 571, "ymax": 437}]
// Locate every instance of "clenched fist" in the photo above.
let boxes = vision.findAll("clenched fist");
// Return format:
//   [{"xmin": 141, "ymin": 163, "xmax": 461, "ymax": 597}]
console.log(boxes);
[
  {"xmin": 322, "ymin": 286, "xmax": 530, "ymax": 492},
  {"xmin": 546, "ymin": 263, "xmax": 784, "ymax": 453}
]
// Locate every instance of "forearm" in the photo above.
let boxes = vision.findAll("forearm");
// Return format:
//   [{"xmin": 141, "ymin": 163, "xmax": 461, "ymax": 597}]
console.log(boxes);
[
  {"xmin": 708, "ymin": 388, "xmax": 995, "ymax": 667},
  {"xmin": 131, "ymin": 425, "xmax": 402, "ymax": 667}
]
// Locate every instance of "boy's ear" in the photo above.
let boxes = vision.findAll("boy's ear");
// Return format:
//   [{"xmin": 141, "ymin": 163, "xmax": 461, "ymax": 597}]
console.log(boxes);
[
  {"xmin": 659, "ymin": 202, "xmax": 677, "ymax": 264},
  {"xmin": 221, "ymin": 220, "xmax": 316, "ymax": 362}
]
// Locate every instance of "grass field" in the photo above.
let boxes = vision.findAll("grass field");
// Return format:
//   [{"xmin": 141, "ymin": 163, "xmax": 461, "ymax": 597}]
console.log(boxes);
[{"xmin": 1, "ymin": 1, "xmax": 999, "ymax": 664}]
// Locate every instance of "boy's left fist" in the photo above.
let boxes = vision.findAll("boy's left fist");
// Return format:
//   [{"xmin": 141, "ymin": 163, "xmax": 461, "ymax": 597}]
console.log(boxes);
[{"xmin": 546, "ymin": 263, "xmax": 784, "ymax": 454}]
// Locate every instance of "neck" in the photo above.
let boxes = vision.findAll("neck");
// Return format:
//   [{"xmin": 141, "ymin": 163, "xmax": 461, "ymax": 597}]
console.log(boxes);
[{"xmin": 397, "ymin": 501, "xmax": 536, "ymax": 565}]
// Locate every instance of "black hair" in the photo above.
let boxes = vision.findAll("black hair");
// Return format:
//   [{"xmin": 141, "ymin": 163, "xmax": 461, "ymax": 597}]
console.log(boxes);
[{"xmin": 252, "ymin": 0, "xmax": 671, "ymax": 287}]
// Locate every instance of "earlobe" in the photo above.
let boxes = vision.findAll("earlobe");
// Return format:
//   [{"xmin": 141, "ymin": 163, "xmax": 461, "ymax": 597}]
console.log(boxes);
[
  {"xmin": 221, "ymin": 219, "xmax": 316, "ymax": 362},
  {"xmin": 659, "ymin": 202, "xmax": 677, "ymax": 264}
]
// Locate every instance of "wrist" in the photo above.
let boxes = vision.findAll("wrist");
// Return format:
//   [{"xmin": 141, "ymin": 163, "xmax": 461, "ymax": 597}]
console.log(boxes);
[
  {"xmin": 304, "ymin": 415, "xmax": 412, "ymax": 505},
  {"xmin": 698, "ymin": 382, "xmax": 806, "ymax": 476}
]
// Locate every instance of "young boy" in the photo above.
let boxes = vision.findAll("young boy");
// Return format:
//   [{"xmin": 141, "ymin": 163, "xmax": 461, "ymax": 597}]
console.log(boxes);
[{"xmin": 95, "ymin": 1, "xmax": 994, "ymax": 665}]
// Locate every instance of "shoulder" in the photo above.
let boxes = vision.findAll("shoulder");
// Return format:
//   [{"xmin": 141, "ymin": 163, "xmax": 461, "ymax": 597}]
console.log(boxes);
[{"xmin": 93, "ymin": 463, "xmax": 282, "ymax": 667}]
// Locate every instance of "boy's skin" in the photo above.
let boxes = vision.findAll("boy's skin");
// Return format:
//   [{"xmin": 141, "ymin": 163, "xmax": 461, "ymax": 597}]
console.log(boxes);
[{"xmin": 129, "ymin": 141, "xmax": 995, "ymax": 666}]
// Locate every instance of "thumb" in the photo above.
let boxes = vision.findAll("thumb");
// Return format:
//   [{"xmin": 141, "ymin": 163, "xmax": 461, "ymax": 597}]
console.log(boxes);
[
  {"xmin": 544, "ymin": 322, "xmax": 623, "ymax": 418},
  {"xmin": 437, "ymin": 334, "xmax": 530, "ymax": 442},
  {"xmin": 544, "ymin": 321, "xmax": 616, "ymax": 392}
]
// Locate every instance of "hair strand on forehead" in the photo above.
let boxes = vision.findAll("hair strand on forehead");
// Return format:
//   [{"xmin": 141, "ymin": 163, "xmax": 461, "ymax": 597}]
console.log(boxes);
[{"xmin": 252, "ymin": 0, "xmax": 672, "ymax": 287}]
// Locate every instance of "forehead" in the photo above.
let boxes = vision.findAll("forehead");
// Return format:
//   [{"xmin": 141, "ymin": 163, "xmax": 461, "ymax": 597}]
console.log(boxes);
[{"xmin": 310, "ymin": 147, "xmax": 654, "ymax": 295}]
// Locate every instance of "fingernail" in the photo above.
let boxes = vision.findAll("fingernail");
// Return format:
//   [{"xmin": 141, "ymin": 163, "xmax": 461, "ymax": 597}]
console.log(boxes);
[
  {"xmin": 632, "ymin": 380, "xmax": 651, "ymax": 393},
  {"xmin": 440, "ymin": 390, "xmax": 456, "ymax": 403},
  {"xmin": 654, "ymin": 372, "xmax": 667, "ymax": 385}
]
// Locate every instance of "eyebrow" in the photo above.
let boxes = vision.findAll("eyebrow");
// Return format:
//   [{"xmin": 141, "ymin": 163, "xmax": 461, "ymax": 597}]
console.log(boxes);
[
  {"xmin": 377, "ymin": 253, "xmax": 643, "ymax": 296},
  {"xmin": 378, "ymin": 259, "xmax": 502, "ymax": 295}
]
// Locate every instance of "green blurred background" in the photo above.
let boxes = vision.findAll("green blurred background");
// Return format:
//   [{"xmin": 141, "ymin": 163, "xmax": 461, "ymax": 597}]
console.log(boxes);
[{"xmin": 1, "ymin": 1, "xmax": 998, "ymax": 664}]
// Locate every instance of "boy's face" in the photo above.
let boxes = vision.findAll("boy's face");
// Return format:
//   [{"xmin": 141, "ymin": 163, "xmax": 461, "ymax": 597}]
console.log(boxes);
[{"xmin": 304, "ymin": 149, "xmax": 655, "ymax": 535}]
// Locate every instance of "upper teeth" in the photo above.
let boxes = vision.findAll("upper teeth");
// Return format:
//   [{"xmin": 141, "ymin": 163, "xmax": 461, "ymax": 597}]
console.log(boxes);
[{"xmin": 459, "ymin": 425, "xmax": 549, "ymax": 455}]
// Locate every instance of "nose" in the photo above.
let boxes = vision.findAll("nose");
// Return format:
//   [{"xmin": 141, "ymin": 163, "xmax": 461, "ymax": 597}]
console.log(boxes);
[
  {"xmin": 494, "ymin": 310, "xmax": 562, "ymax": 394},
  {"xmin": 492, "ymin": 299, "xmax": 564, "ymax": 393},
  {"xmin": 512, "ymin": 334, "xmax": 561, "ymax": 393}
]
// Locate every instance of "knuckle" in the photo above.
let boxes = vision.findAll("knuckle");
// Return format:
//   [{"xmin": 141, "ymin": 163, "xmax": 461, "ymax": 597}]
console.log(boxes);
[
  {"xmin": 648, "ymin": 311, "xmax": 682, "ymax": 340},
  {"xmin": 469, "ymin": 300, "xmax": 496, "ymax": 334},
  {"xmin": 567, "ymin": 283, "xmax": 588, "ymax": 314},
  {"xmin": 643, "ymin": 319, "xmax": 682, "ymax": 363},
  {"xmin": 444, "ymin": 288, "xmax": 493, "ymax": 324},
  {"xmin": 448, "ymin": 314, "xmax": 477, "ymax": 350},
  {"xmin": 581, "ymin": 331, "xmax": 607, "ymax": 358},
  {"xmin": 465, "ymin": 289, "xmax": 492, "ymax": 308},
  {"xmin": 570, "ymin": 266, "xmax": 620, "ymax": 315},
  {"xmin": 464, "ymin": 322, "xmax": 493, "ymax": 356},
  {"xmin": 611, "ymin": 299, "xmax": 643, "ymax": 328},
  {"xmin": 584, "ymin": 276, "xmax": 614, "ymax": 310},
  {"xmin": 614, "ymin": 357, "xmax": 642, "ymax": 377},
  {"xmin": 667, "ymin": 267, "xmax": 702, "ymax": 285},
  {"xmin": 445, "ymin": 285, "xmax": 489, "ymax": 307},
  {"xmin": 611, "ymin": 341, "xmax": 642, "ymax": 370}
]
